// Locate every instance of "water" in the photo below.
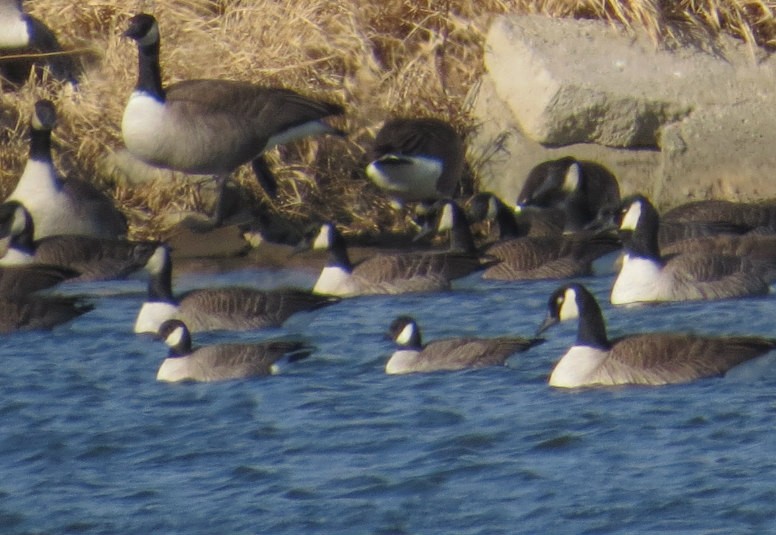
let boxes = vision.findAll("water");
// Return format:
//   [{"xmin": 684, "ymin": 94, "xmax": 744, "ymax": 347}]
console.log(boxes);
[{"xmin": 3, "ymin": 267, "xmax": 776, "ymax": 534}]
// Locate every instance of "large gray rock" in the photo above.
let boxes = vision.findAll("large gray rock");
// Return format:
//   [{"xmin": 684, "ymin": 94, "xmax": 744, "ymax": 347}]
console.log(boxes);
[{"xmin": 470, "ymin": 14, "xmax": 776, "ymax": 209}]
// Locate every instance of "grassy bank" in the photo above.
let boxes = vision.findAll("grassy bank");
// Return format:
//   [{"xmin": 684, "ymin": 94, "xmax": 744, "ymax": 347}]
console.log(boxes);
[{"xmin": 2, "ymin": 0, "xmax": 774, "ymax": 240}]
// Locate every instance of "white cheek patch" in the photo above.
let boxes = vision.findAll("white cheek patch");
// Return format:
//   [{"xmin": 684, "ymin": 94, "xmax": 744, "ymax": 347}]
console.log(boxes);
[
  {"xmin": 619, "ymin": 201, "xmax": 642, "ymax": 231},
  {"xmin": 394, "ymin": 322, "xmax": 416, "ymax": 345},
  {"xmin": 437, "ymin": 203, "xmax": 454, "ymax": 232},
  {"xmin": 312, "ymin": 225, "xmax": 331, "ymax": 250},
  {"xmin": 559, "ymin": 288, "xmax": 580, "ymax": 321},
  {"xmin": 138, "ymin": 22, "xmax": 160, "ymax": 47},
  {"xmin": 144, "ymin": 246, "xmax": 168, "ymax": 274},
  {"xmin": 562, "ymin": 162, "xmax": 580, "ymax": 193},
  {"xmin": 487, "ymin": 197, "xmax": 498, "ymax": 220},
  {"xmin": 165, "ymin": 325, "xmax": 185, "ymax": 348}
]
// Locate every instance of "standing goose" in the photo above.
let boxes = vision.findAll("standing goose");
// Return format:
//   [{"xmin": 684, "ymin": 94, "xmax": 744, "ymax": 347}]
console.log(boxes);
[
  {"xmin": 299, "ymin": 213, "xmax": 492, "ymax": 297},
  {"xmin": 610, "ymin": 194, "xmax": 773, "ymax": 305},
  {"xmin": 465, "ymin": 192, "xmax": 620, "ymax": 281},
  {"xmin": 122, "ymin": 13, "xmax": 344, "ymax": 199},
  {"xmin": 0, "ymin": 295, "xmax": 92, "ymax": 333},
  {"xmin": 0, "ymin": 201, "xmax": 157, "ymax": 282},
  {"xmin": 156, "ymin": 319, "xmax": 312, "ymax": 382},
  {"xmin": 385, "ymin": 315, "xmax": 543, "ymax": 374},
  {"xmin": 0, "ymin": 0, "xmax": 77, "ymax": 87},
  {"xmin": 365, "ymin": 118, "xmax": 464, "ymax": 206},
  {"xmin": 536, "ymin": 283, "xmax": 776, "ymax": 388},
  {"xmin": 7, "ymin": 100, "xmax": 128, "ymax": 240},
  {"xmin": 134, "ymin": 245, "xmax": 339, "ymax": 334},
  {"xmin": 516, "ymin": 156, "xmax": 620, "ymax": 232}
]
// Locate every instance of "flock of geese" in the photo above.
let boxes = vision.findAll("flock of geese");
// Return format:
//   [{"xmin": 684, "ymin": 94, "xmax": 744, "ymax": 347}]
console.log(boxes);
[{"xmin": 4, "ymin": 8, "xmax": 776, "ymax": 388}]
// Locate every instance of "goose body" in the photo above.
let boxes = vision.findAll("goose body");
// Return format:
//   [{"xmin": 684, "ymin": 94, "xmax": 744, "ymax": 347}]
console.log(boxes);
[
  {"xmin": 517, "ymin": 157, "xmax": 620, "ymax": 231},
  {"xmin": 0, "ymin": 263, "xmax": 77, "ymax": 297},
  {"xmin": 7, "ymin": 100, "xmax": 127, "ymax": 240},
  {"xmin": 365, "ymin": 118, "xmax": 464, "ymax": 205},
  {"xmin": 662, "ymin": 199, "xmax": 776, "ymax": 234},
  {"xmin": 122, "ymin": 14, "xmax": 344, "ymax": 197},
  {"xmin": 610, "ymin": 195, "xmax": 772, "ymax": 305},
  {"xmin": 385, "ymin": 316, "xmax": 542, "ymax": 374},
  {"xmin": 156, "ymin": 319, "xmax": 312, "ymax": 382},
  {"xmin": 134, "ymin": 245, "xmax": 338, "ymax": 333},
  {"xmin": 302, "ymin": 216, "xmax": 490, "ymax": 297},
  {"xmin": 0, "ymin": 201, "xmax": 156, "ymax": 281},
  {"xmin": 537, "ymin": 283, "xmax": 776, "ymax": 388},
  {"xmin": 0, "ymin": 295, "xmax": 92, "ymax": 333}
]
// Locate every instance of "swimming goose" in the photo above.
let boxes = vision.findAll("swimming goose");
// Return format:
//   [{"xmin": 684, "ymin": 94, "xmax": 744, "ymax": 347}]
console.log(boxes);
[
  {"xmin": 0, "ymin": 0, "xmax": 77, "ymax": 87},
  {"xmin": 0, "ymin": 263, "xmax": 77, "ymax": 297},
  {"xmin": 662, "ymin": 199, "xmax": 776, "ymax": 234},
  {"xmin": 299, "ymin": 215, "xmax": 492, "ymax": 297},
  {"xmin": 365, "ymin": 118, "xmax": 464, "ymax": 206},
  {"xmin": 0, "ymin": 295, "xmax": 92, "ymax": 333},
  {"xmin": 134, "ymin": 245, "xmax": 339, "ymax": 334},
  {"xmin": 536, "ymin": 283, "xmax": 776, "ymax": 388},
  {"xmin": 156, "ymin": 319, "xmax": 312, "ymax": 382},
  {"xmin": 7, "ymin": 100, "xmax": 128, "ymax": 240},
  {"xmin": 516, "ymin": 157, "xmax": 620, "ymax": 232},
  {"xmin": 466, "ymin": 192, "xmax": 563, "ymax": 239},
  {"xmin": 385, "ymin": 315, "xmax": 543, "ymax": 374},
  {"xmin": 0, "ymin": 201, "xmax": 157, "ymax": 281},
  {"xmin": 610, "ymin": 194, "xmax": 773, "ymax": 305},
  {"xmin": 122, "ymin": 13, "xmax": 344, "ymax": 198},
  {"xmin": 428, "ymin": 198, "xmax": 619, "ymax": 281}
]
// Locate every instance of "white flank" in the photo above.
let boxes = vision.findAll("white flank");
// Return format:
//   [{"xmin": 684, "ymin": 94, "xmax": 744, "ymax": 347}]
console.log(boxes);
[
  {"xmin": 366, "ymin": 155, "xmax": 442, "ymax": 201},
  {"xmin": 0, "ymin": 13, "xmax": 29, "ymax": 49},
  {"xmin": 121, "ymin": 92, "xmax": 169, "ymax": 163},
  {"xmin": 134, "ymin": 301, "xmax": 179, "ymax": 334},
  {"xmin": 610, "ymin": 254, "xmax": 663, "ymax": 305},
  {"xmin": 313, "ymin": 266, "xmax": 355, "ymax": 297},
  {"xmin": 549, "ymin": 345, "xmax": 609, "ymax": 388},
  {"xmin": 0, "ymin": 247, "xmax": 34, "ymax": 266}
]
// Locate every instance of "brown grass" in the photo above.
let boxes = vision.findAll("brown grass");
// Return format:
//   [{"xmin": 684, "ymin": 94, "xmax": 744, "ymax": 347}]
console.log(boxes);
[{"xmin": 2, "ymin": 0, "xmax": 774, "ymax": 239}]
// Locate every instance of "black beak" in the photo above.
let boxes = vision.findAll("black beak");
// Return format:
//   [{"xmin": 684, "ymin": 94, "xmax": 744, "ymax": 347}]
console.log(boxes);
[{"xmin": 535, "ymin": 313, "xmax": 559, "ymax": 337}]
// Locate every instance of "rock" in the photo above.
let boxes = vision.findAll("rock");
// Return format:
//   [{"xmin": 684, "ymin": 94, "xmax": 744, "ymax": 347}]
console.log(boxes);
[{"xmin": 470, "ymin": 14, "xmax": 776, "ymax": 209}]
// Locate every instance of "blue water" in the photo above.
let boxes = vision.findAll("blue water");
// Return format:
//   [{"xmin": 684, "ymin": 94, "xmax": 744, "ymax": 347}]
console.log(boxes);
[{"xmin": 3, "ymin": 266, "xmax": 776, "ymax": 535}]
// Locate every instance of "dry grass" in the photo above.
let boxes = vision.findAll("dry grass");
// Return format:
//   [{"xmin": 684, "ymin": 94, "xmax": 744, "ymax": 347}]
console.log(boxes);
[{"xmin": 2, "ymin": 0, "xmax": 774, "ymax": 239}]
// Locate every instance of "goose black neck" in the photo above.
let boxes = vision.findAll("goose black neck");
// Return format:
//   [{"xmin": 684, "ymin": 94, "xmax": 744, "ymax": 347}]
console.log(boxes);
[
  {"xmin": 447, "ymin": 208, "xmax": 477, "ymax": 254},
  {"xmin": 10, "ymin": 213, "xmax": 35, "ymax": 255},
  {"xmin": 575, "ymin": 289, "xmax": 611, "ymax": 350},
  {"xmin": 494, "ymin": 200, "xmax": 525, "ymax": 239},
  {"xmin": 620, "ymin": 211, "xmax": 662, "ymax": 263},
  {"xmin": 327, "ymin": 230, "xmax": 353, "ymax": 272},
  {"xmin": 135, "ymin": 41, "xmax": 165, "ymax": 99},
  {"xmin": 168, "ymin": 337, "xmax": 192, "ymax": 358},
  {"xmin": 148, "ymin": 253, "xmax": 176, "ymax": 303},
  {"xmin": 29, "ymin": 127, "xmax": 52, "ymax": 163}
]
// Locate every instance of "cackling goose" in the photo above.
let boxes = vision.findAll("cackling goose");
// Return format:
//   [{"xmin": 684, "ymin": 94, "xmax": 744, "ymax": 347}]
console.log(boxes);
[
  {"xmin": 537, "ymin": 283, "xmax": 776, "ymax": 388},
  {"xmin": 0, "ymin": 201, "xmax": 157, "ymax": 282},
  {"xmin": 156, "ymin": 319, "xmax": 312, "ymax": 382},
  {"xmin": 134, "ymin": 245, "xmax": 339, "ymax": 334},
  {"xmin": 365, "ymin": 118, "xmax": 464, "ymax": 206},
  {"xmin": 385, "ymin": 315, "xmax": 543, "ymax": 374},
  {"xmin": 7, "ymin": 100, "xmax": 128, "ymax": 240},
  {"xmin": 610, "ymin": 194, "xmax": 774, "ymax": 305},
  {"xmin": 122, "ymin": 13, "xmax": 344, "ymax": 199}
]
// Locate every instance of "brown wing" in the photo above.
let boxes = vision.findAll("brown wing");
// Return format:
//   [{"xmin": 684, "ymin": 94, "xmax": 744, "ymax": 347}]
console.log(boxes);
[
  {"xmin": 354, "ymin": 251, "xmax": 486, "ymax": 284},
  {"xmin": 190, "ymin": 341, "xmax": 310, "ymax": 381},
  {"xmin": 0, "ymin": 265, "xmax": 78, "ymax": 297},
  {"xmin": 34, "ymin": 237, "xmax": 156, "ymax": 281},
  {"xmin": 417, "ymin": 337, "xmax": 541, "ymax": 371},
  {"xmin": 597, "ymin": 334, "xmax": 776, "ymax": 385}
]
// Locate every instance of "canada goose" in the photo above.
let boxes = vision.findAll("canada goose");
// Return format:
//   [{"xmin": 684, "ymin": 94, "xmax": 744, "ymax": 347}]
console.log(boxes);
[
  {"xmin": 134, "ymin": 245, "xmax": 339, "ymax": 334},
  {"xmin": 156, "ymin": 319, "xmax": 312, "ymax": 382},
  {"xmin": 0, "ymin": 200, "xmax": 157, "ymax": 281},
  {"xmin": 0, "ymin": 263, "xmax": 77, "ymax": 297},
  {"xmin": 0, "ymin": 295, "xmax": 92, "ymax": 333},
  {"xmin": 662, "ymin": 199, "xmax": 776, "ymax": 234},
  {"xmin": 299, "ymin": 214, "xmax": 492, "ymax": 297},
  {"xmin": 516, "ymin": 157, "xmax": 620, "ymax": 232},
  {"xmin": 122, "ymin": 13, "xmax": 344, "ymax": 199},
  {"xmin": 466, "ymin": 192, "xmax": 563, "ymax": 239},
  {"xmin": 610, "ymin": 194, "xmax": 773, "ymax": 305},
  {"xmin": 0, "ymin": 0, "xmax": 77, "ymax": 87},
  {"xmin": 429, "ymin": 198, "xmax": 619, "ymax": 281},
  {"xmin": 536, "ymin": 283, "xmax": 776, "ymax": 388},
  {"xmin": 385, "ymin": 315, "xmax": 543, "ymax": 374},
  {"xmin": 365, "ymin": 118, "xmax": 464, "ymax": 206},
  {"xmin": 7, "ymin": 100, "xmax": 128, "ymax": 240}
]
